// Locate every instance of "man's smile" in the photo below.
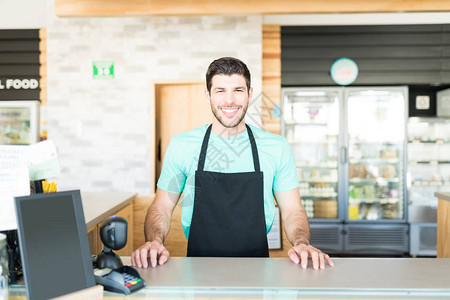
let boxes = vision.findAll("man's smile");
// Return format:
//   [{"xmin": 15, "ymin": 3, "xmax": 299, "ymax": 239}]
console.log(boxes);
[{"xmin": 220, "ymin": 106, "xmax": 241, "ymax": 117}]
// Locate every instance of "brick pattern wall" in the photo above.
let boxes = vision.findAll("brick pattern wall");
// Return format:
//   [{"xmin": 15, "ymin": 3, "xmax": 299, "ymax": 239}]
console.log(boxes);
[{"xmin": 46, "ymin": 12, "xmax": 263, "ymax": 193}]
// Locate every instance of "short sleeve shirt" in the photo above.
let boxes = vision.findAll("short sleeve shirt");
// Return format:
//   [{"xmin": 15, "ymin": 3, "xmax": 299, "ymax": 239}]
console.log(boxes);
[{"xmin": 157, "ymin": 124, "xmax": 298, "ymax": 238}]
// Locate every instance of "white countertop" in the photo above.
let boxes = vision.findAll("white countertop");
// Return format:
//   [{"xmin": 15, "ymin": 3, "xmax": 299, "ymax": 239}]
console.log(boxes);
[
  {"xmin": 9, "ymin": 257, "xmax": 450, "ymax": 299},
  {"xmin": 81, "ymin": 192, "xmax": 136, "ymax": 229},
  {"xmin": 105, "ymin": 257, "xmax": 450, "ymax": 298},
  {"xmin": 435, "ymin": 192, "xmax": 450, "ymax": 202}
]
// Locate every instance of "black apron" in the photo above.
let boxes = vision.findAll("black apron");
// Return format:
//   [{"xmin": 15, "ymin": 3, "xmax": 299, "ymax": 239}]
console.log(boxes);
[{"xmin": 187, "ymin": 124, "xmax": 269, "ymax": 257}]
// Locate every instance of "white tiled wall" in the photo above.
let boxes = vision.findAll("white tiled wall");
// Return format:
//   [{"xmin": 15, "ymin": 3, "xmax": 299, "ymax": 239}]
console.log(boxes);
[{"xmin": 46, "ymin": 3, "xmax": 263, "ymax": 193}]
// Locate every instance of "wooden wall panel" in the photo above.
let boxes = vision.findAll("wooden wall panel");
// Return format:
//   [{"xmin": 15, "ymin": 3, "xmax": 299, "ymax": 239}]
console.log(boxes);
[
  {"xmin": 262, "ymin": 24, "xmax": 281, "ymax": 135},
  {"xmin": 39, "ymin": 28, "xmax": 47, "ymax": 105},
  {"xmin": 55, "ymin": 0, "xmax": 450, "ymax": 17},
  {"xmin": 437, "ymin": 198, "xmax": 450, "ymax": 258},
  {"xmin": 133, "ymin": 194, "xmax": 293, "ymax": 257},
  {"xmin": 164, "ymin": 202, "xmax": 188, "ymax": 257},
  {"xmin": 133, "ymin": 194, "xmax": 187, "ymax": 257},
  {"xmin": 133, "ymin": 194, "xmax": 153, "ymax": 252}
]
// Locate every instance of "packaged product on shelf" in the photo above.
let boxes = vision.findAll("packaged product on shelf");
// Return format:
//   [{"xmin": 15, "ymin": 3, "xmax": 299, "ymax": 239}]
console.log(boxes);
[
  {"xmin": 366, "ymin": 203, "xmax": 381, "ymax": 220},
  {"xmin": 382, "ymin": 203, "xmax": 398, "ymax": 219},
  {"xmin": 366, "ymin": 165, "xmax": 380, "ymax": 179},
  {"xmin": 358, "ymin": 164, "xmax": 368, "ymax": 178},
  {"xmin": 348, "ymin": 203, "xmax": 359, "ymax": 220},
  {"xmin": 383, "ymin": 165, "xmax": 396, "ymax": 178},
  {"xmin": 380, "ymin": 149, "xmax": 398, "ymax": 159},
  {"xmin": 302, "ymin": 170, "xmax": 311, "ymax": 181},
  {"xmin": 313, "ymin": 182, "xmax": 330, "ymax": 188},
  {"xmin": 363, "ymin": 185, "xmax": 376, "ymax": 199},
  {"xmin": 301, "ymin": 199, "xmax": 314, "ymax": 218},
  {"xmin": 313, "ymin": 200, "xmax": 337, "ymax": 218},
  {"xmin": 349, "ymin": 164, "xmax": 356, "ymax": 178},
  {"xmin": 329, "ymin": 169, "xmax": 338, "ymax": 182},
  {"xmin": 310, "ymin": 169, "xmax": 320, "ymax": 179},
  {"xmin": 351, "ymin": 186, "xmax": 365, "ymax": 199},
  {"xmin": 387, "ymin": 189, "xmax": 399, "ymax": 198}
]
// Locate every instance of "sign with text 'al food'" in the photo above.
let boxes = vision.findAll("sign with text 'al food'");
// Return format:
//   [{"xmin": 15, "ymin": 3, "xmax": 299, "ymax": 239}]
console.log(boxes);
[{"xmin": 93, "ymin": 61, "xmax": 114, "ymax": 79}]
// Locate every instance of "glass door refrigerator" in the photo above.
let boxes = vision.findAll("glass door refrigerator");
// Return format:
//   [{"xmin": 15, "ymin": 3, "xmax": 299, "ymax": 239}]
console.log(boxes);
[
  {"xmin": 282, "ymin": 87, "xmax": 409, "ymax": 255},
  {"xmin": 407, "ymin": 117, "xmax": 450, "ymax": 256},
  {"xmin": 281, "ymin": 88, "xmax": 345, "ymax": 252},
  {"xmin": 344, "ymin": 87, "xmax": 408, "ymax": 254}
]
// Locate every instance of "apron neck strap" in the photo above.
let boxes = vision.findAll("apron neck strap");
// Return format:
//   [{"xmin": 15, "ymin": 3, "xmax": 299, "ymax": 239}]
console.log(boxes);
[
  {"xmin": 197, "ymin": 125, "xmax": 213, "ymax": 172},
  {"xmin": 197, "ymin": 124, "xmax": 261, "ymax": 172},
  {"xmin": 245, "ymin": 124, "xmax": 261, "ymax": 172}
]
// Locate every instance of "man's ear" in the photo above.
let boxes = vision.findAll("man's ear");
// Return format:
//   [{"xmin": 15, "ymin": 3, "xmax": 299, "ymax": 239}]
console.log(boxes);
[{"xmin": 205, "ymin": 88, "xmax": 210, "ymax": 101}]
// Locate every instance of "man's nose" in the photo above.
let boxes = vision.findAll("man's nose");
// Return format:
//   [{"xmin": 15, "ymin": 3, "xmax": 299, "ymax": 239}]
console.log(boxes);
[{"xmin": 224, "ymin": 91, "xmax": 234, "ymax": 104}]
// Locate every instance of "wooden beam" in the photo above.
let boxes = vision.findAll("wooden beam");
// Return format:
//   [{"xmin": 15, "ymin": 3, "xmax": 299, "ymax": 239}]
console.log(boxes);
[
  {"xmin": 39, "ymin": 28, "xmax": 47, "ymax": 106},
  {"xmin": 261, "ymin": 24, "xmax": 281, "ymax": 135},
  {"xmin": 55, "ymin": 0, "xmax": 450, "ymax": 17}
]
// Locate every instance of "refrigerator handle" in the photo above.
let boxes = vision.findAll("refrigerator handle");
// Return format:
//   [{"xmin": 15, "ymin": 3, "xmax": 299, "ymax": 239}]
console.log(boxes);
[{"xmin": 340, "ymin": 146, "xmax": 347, "ymax": 164}]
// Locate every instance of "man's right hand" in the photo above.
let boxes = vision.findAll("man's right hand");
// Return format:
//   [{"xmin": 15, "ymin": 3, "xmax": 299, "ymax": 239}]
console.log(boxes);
[{"xmin": 131, "ymin": 240, "xmax": 170, "ymax": 268}]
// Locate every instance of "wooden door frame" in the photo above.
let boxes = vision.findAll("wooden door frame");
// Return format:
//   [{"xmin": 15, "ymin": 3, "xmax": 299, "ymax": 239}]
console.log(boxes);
[{"xmin": 151, "ymin": 80, "xmax": 205, "ymax": 191}]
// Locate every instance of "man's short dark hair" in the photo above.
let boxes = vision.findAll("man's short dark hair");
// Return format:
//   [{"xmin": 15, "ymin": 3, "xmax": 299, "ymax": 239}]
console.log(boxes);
[{"xmin": 206, "ymin": 57, "xmax": 251, "ymax": 94}]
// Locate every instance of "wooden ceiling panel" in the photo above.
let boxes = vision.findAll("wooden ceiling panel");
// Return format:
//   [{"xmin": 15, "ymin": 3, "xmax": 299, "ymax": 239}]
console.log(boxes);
[{"xmin": 55, "ymin": 0, "xmax": 450, "ymax": 17}]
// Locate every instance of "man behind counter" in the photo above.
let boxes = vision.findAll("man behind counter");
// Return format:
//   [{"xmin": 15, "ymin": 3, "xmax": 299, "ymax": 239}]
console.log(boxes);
[{"xmin": 132, "ymin": 57, "xmax": 334, "ymax": 270}]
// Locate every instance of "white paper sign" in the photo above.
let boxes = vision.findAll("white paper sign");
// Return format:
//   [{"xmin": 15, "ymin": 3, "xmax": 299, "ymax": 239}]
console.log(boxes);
[
  {"xmin": 267, "ymin": 207, "xmax": 282, "ymax": 249},
  {"xmin": 0, "ymin": 141, "xmax": 60, "ymax": 230},
  {"xmin": 0, "ymin": 146, "xmax": 31, "ymax": 230},
  {"xmin": 29, "ymin": 140, "xmax": 60, "ymax": 181},
  {"xmin": 0, "ymin": 145, "xmax": 29, "ymax": 169}
]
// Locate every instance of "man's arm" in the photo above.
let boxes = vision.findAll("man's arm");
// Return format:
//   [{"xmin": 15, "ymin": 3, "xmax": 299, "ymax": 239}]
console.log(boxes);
[
  {"xmin": 131, "ymin": 188, "xmax": 180, "ymax": 268},
  {"xmin": 274, "ymin": 188, "xmax": 334, "ymax": 270}
]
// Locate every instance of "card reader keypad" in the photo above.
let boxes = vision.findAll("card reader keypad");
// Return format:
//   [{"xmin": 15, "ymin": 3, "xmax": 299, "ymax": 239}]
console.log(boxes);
[{"xmin": 123, "ymin": 273, "xmax": 143, "ymax": 288}]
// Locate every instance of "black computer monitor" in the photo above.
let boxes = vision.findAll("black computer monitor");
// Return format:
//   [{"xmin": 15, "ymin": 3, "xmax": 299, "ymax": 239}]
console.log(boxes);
[{"xmin": 14, "ymin": 190, "xmax": 95, "ymax": 300}]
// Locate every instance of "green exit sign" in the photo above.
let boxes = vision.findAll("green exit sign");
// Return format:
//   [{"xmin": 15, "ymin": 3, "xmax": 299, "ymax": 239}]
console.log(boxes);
[{"xmin": 93, "ymin": 61, "xmax": 114, "ymax": 79}]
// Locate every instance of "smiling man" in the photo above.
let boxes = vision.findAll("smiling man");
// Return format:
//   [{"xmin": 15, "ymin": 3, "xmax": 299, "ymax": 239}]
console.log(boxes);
[{"xmin": 131, "ymin": 57, "xmax": 333, "ymax": 270}]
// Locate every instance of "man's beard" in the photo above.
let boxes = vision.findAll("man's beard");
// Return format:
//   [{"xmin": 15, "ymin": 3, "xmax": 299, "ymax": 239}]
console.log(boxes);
[{"xmin": 211, "ymin": 104, "xmax": 248, "ymax": 129}]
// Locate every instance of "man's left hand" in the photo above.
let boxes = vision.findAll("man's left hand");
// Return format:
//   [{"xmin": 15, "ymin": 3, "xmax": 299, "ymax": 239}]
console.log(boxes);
[{"xmin": 288, "ymin": 244, "xmax": 334, "ymax": 270}]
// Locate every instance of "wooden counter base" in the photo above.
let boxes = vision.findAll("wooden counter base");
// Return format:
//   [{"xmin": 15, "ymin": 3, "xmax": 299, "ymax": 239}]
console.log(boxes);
[{"xmin": 436, "ymin": 193, "xmax": 450, "ymax": 258}]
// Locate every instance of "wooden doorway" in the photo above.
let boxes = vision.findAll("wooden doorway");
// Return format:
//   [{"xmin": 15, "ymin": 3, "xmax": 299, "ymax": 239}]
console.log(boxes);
[
  {"xmin": 154, "ymin": 82, "xmax": 211, "ymax": 256},
  {"xmin": 154, "ymin": 82, "xmax": 212, "ymax": 189}
]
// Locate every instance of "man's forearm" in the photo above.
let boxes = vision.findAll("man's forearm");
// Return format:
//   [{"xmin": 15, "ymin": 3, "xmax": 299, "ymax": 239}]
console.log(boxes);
[
  {"xmin": 144, "ymin": 203, "xmax": 171, "ymax": 243},
  {"xmin": 284, "ymin": 208, "xmax": 311, "ymax": 246}
]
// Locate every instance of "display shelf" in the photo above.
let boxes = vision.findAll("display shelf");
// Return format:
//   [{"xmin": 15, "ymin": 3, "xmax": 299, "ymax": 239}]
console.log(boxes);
[
  {"xmin": 300, "ymin": 180, "xmax": 338, "ymax": 184},
  {"xmin": 349, "ymin": 178, "xmax": 399, "ymax": 183},
  {"xmin": 301, "ymin": 194, "xmax": 338, "ymax": 198},
  {"xmin": 284, "ymin": 122, "xmax": 328, "ymax": 126},
  {"xmin": 349, "ymin": 158, "xmax": 399, "ymax": 164},
  {"xmin": 408, "ymin": 139, "xmax": 450, "ymax": 144},
  {"xmin": 411, "ymin": 180, "xmax": 450, "ymax": 187},
  {"xmin": 352, "ymin": 141, "xmax": 401, "ymax": 146},
  {"xmin": 296, "ymin": 163, "xmax": 338, "ymax": 169},
  {"xmin": 288, "ymin": 141, "xmax": 338, "ymax": 146},
  {"xmin": 409, "ymin": 160, "xmax": 450, "ymax": 165},
  {"xmin": 349, "ymin": 197, "xmax": 400, "ymax": 204}
]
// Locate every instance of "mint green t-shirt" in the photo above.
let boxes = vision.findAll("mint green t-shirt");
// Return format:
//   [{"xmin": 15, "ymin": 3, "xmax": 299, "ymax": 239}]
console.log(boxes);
[{"xmin": 157, "ymin": 124, "xmax": 298, "ymax": 239}]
